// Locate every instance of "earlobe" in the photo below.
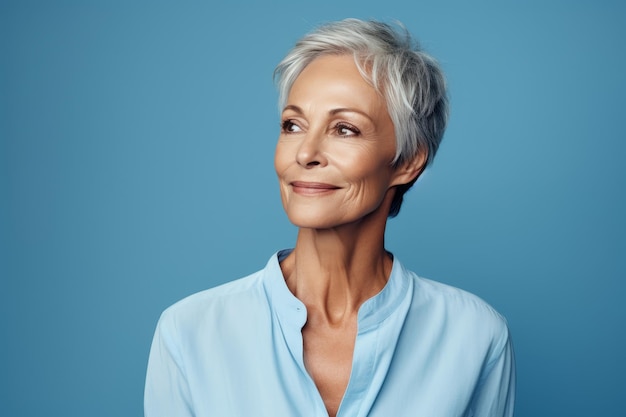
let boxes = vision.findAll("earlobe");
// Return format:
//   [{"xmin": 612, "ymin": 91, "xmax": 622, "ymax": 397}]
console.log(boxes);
[{"xmin": 391, "ymin": 151, "xmax": 428, "ymax": 187}]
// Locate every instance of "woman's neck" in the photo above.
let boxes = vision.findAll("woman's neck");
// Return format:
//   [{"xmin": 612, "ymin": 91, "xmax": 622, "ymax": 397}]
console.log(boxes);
[{"xmin": 281, "ymin": 207, "xmax": 393, "ymax": 326}]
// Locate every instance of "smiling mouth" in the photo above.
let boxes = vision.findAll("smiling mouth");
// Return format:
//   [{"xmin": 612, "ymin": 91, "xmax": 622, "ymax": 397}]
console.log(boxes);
[{"xmin": 290, "ymin": 181, "xmax": 340, "ymax": 195}]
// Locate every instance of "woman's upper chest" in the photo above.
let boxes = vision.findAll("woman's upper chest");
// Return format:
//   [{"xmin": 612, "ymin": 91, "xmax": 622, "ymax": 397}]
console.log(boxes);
[{"xmin": 302, "ymin": 318, "xmax": 357, "ymax": 417}]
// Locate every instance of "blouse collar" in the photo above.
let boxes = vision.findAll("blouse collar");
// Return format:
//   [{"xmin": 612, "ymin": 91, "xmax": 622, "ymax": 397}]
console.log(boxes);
[{"xmin": 262, "ymin": 249, "xmax": 411, "ymax": 332}]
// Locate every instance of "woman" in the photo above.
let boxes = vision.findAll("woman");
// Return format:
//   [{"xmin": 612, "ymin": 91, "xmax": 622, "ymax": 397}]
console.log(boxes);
[{"xmin": 145, "ymin": 19, "xmax": 515, "ymax": 417}]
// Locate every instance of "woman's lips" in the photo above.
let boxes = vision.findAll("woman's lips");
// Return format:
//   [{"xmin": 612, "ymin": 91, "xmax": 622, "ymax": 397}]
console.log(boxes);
[{"xmin": 290, "ymin": 181, "xmax": 340, "ymax": 195}]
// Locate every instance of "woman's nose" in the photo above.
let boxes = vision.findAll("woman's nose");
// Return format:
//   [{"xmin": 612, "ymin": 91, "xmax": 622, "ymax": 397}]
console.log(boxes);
[{"xmin": 296, "ymin": 131, "xmax": 327, "ymax": 168}]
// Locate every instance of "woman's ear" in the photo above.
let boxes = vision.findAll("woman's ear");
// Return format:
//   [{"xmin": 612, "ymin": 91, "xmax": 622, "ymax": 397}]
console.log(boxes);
[{"xmin": 391, "ymin": 151, "xmax": 428, "ymax": 187}]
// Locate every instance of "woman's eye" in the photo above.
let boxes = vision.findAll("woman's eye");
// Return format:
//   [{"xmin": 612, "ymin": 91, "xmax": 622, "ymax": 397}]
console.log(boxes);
[
  {"xmin": 281, "ymin": 120, "xmax": 302, "ymax": 133},
  {"xmin": 336, "ymin": 123, "xmax": 360, "ymax": 137}
]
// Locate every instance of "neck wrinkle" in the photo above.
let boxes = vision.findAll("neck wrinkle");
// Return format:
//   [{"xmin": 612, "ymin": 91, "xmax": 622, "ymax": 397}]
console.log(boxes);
[{"xmin": 282, "ymin": 207, "xmax": 393, "ymax": 325}]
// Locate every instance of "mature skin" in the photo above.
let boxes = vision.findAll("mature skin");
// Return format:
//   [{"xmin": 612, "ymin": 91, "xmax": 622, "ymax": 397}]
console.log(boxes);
[{"xmin": 275, "ymin": 54, "xmax": 426, "ymax": 417}]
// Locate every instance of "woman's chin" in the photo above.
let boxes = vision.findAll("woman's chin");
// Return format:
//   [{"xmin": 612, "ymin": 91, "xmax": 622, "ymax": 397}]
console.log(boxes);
[
  {"xmin": 285, "ymin": 209, "xmax": 349, "ymax": 230},
  {"xmin": 285, "ymin": 207, "xmax": 382, "ymax": 230}
]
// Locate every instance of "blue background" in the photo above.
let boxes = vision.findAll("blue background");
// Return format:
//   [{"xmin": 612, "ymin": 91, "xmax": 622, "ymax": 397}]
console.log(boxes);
[{"xmin": 1, "ymin": 1, "xmax": 624, "ymax": 416}]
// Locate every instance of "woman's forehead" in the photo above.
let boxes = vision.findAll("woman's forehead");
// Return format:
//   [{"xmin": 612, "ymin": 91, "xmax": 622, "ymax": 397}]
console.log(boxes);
[{"xmin": 286, "ymin": 55, "xmax": 387, "ymax": 117}]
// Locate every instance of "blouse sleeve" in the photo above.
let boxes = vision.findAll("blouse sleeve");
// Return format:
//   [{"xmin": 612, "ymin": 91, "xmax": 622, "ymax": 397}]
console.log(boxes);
[
  {"xmin": 470, "ymin": 325, "xmax": 516, "ymax": 417},
  {"xmin": 144, "ymin": 310, "xmax": 195, "ymax": 417}
]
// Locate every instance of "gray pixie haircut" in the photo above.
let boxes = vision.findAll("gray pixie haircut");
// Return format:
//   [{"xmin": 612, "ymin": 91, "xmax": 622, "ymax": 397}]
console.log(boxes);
[{"xmin": 274, "ymin": 18, "xmax": 449, "ymax": 217}]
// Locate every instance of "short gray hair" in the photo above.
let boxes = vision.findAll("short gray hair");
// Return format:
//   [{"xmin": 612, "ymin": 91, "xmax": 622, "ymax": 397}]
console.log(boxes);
[{"xmin": 274, "ymin": 18, "xmax": 449, "ymax": 217}]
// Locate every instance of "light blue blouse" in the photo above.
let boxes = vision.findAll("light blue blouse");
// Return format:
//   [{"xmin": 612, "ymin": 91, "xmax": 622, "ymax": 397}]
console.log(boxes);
[{"xmin": 145, "ymin": 250, "xmax": 515, "ymax": 417}]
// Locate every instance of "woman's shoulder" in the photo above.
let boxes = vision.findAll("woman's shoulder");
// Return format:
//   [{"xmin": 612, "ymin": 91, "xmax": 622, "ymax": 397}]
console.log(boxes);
[
  {"xmin": 405, "ymin": 268, "xmax": 510, "ymax": 339},
  {"xmin": 153, "ymin": 251, "xmax": 289, "ymax": 337},
  {"xmin": 417, "ymin": 274, "xmax": 503, "ymax": 311},
  {"xmin": 157, "ymin": 269, "xmax": 268, "ymax": 331},
  {"xmin": 173, "ymin": 270, "xmax": 264, "ymax": 306}
]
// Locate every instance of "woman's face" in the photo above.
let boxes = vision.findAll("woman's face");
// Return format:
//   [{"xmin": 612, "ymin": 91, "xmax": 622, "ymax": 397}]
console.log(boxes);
[{"xmin": 275, "ymin": 54, "xmax": 410, "ymax": 229}]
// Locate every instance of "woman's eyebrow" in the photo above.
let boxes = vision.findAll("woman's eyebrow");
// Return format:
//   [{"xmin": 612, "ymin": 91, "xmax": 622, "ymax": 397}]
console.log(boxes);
[
  {"xmin": 283, "ymin": 105, "xmax": 373, "ymax": 121},
  {"xmin": 329, "ymin": 107, "xmax": 374, "ymax": 122},
  {"xmin": 282, "ymin": 104, "xmax": 304, "ymax": 114},
  {"xmin": 282, "ymin": 105, "xmax": 375, "ymax": 126}
]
